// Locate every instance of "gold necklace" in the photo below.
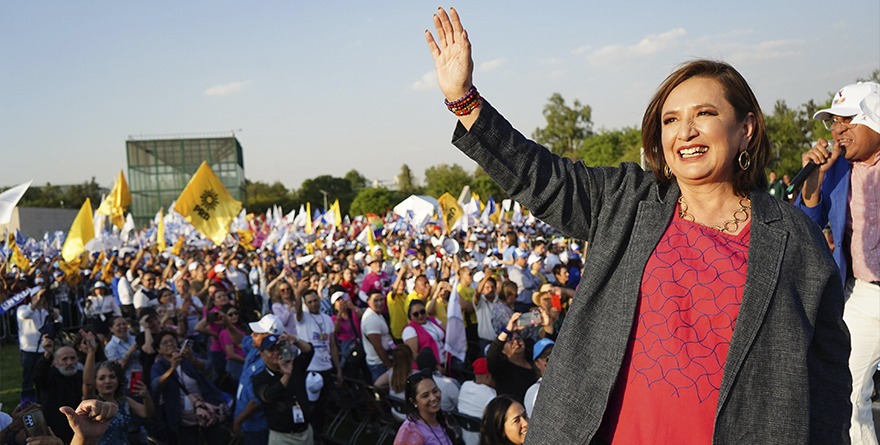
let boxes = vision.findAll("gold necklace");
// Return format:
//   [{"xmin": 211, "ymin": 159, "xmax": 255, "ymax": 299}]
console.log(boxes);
[{"xmin": 678, "ymin": 196, "xmax": 751, "ymax": 233}]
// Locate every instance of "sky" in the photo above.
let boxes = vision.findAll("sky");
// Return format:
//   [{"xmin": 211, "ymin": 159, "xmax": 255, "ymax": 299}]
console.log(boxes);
[{"xmin": 2, "ymin": 1, "xmax": 878, "ymax": 193}]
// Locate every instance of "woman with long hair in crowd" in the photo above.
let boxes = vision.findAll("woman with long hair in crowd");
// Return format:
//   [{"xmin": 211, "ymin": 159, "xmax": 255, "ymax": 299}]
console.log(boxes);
[
  {"xmin": 393, "ymin": 370, "xmax": 455, "ymax": 445},
  {"xmin": 479, "ymin": 395, "xmax": 529, "ymax": 445},
  {"xmin": 218, "ymin": 303, "xmax": 246, "ymax": 382},
  {"xmin": 93, "ymin": 361, "xmax": 153, "ymax": 445},
  {"xmin": 375, "ymin": 344, "xmax": 415, "ymax": 422},
  {"xmin": 425, "ymin": 8, "xmax": 848, "ymax": 443},
  {"xmin": 330, "ymin": 290, "xmax": 362, "ymax": 368}
]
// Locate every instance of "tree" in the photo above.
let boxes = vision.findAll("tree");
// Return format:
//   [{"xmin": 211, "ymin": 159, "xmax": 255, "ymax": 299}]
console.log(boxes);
[
  {"xmin": 18, "ymin": 182, "xmax": 63, "ymax": 208},
  {"xmin": 344, "ymin": 169, "xmax": 368, "ymax": 195},
  {"xmin": 471, "ymin": 167, "xmax": 505, "ymax": 201},
  {"xmin": 350, "ymin": 187, "xmax": 399, "ymax": 216},
  {"xmin": 294, "ymin": 175, "xmax": 354, "ymax": 215},
  {"xmin": 532, "ymin": 93, "xmax": 593, "ymax": 156},
  {"xmin": 397, "ymin": 164, "xmax": 418, "ymax": 195},
  {"xmin": 764, "ymin": 100, "xmax": 812, "ymax": 177},
  {"xmin": 246, "ymin": 179, "xmax": 294, "ymax": 215},
  {"xmin": 575, "ymin": 127, "xmax": 642, "ymax": 167},
  {"xmin": 423, "ymin": 164, "xmax": 471, "ymax": 198}
]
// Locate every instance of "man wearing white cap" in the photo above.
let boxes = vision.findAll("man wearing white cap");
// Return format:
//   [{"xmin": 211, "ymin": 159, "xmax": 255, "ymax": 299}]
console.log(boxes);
[
  {"xmin": 797, "ymin": 81, "xmax": 880, "ymax": 445},
  {"xmin": 507, "ymin": 248, "xmax": 538, "ymax": 313}
]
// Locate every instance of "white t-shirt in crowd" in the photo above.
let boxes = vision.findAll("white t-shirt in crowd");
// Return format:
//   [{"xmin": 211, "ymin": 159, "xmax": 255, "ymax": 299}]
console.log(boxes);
[
  {"xmin": 458, "ymin": 380, "xmax": 497, "ymax": 445},
  {"xmin": 401, "ymin": 319, "xmax": 446, "ymax": 362},
  {"xmin": 474, "ymin": 294, "xmax": 497, "ymax": 341},
  {"xmin": 524, "ymin": 378, "xmax": 542, "ymax": 418},
  {"xmin": 296, "ymin": 311, "xmax": 334, "ymax": 372},
  {"xmin": 360, "ymin": 308, "xmax": 393, "ymax": 366}
]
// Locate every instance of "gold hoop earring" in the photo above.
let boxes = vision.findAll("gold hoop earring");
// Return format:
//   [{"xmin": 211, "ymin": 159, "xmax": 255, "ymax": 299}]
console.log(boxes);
[
  {"xmin": 738, "ymin": 151, "xmax": 751, "ymax": 171},
  {"xmin": 664, "ymin": 165, "xmax": 673, "ymax": 179}
]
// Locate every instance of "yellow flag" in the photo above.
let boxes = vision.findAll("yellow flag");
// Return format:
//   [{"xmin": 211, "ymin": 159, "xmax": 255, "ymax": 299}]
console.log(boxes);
[
  {"xmin": 471, "ymin": 192, "xmax": 483, "ymax": 214},
  {"xmin": 173, "ymin": 161, "xmax": 242, "ymax": 245},
  {"xmin": 97, "ymin": 170, "xmax": 131, "ymax": 230},
  {"xmin": 305, "ymin": 202, "xmax": 313, "ymax": 234},
  {"xmin": 437, "ymin": 193, "xmax": 464, "ymax": 234},
  {"xmin": 331, "ymin": 199, "xmax": 342, "ymax": 228},
  {"xmin": 237, "ymin": 229, "xmax": 255, "ymax": 251},
  {"xmin": 58, "ymin": 257, "xmax": 83, "ymax": 285},
  {"xmin": 101, "ymin": 252, "xmax": 115, "ymax": 284},
  {"xmin": 171, "ymin": 235, "xmax": 185, "ymax": 256},
  {"xmin": 62, "ymin": 198, "xmax": 95, "ymax": 262},
  {"xmin": 156, "ymin": 208, "xmax": 166, "ymax": 251},
  {"xmin": 7, "ymin": 234, "xmax": 29, "ymax": 272}
]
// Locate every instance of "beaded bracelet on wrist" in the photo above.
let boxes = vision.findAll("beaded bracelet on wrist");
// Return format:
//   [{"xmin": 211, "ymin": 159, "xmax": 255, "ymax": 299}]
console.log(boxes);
[{"xmin": 445, "ymin": 86, "xmax": 482, "ymax": 116}]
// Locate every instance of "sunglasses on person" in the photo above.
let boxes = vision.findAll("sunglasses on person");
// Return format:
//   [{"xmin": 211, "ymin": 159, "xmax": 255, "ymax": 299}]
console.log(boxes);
[
  {"xmin": 405, "ymin": 368, "xmax": 434, "ymax": 386},
  {"xmin": 410, "ymin": 309, "xmax": 426, "ymax": 318}
]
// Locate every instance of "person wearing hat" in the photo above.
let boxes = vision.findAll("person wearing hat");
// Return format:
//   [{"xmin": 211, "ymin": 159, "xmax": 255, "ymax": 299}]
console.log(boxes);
[
  {"xmin": 84, "ymin": 280, "xmax": 122, "ymax": 340},
  {"xmin": 252, "ymin": 333, "xmax": 315, "ymax": 445},
  {"xmin": 797, "ymin": 81, "xmax": 880, "ymax": 445},
  {"xmin": 506, "ymin": 248, "xmax": 538, "ymax": 313},
  {"xmin": 457, "ymin": 357, "xmax": 497, "ymax": 445},
  {"xmin": 233, "ymin": 314, "xmax": 284, "ymax": 445},
  {"xmin": 524, "ymin": 338, "xmax": 554, "ymax": 417},
  {"xmin": 360, "ymin": 254, "xmax": 389, "ymax": 298}
]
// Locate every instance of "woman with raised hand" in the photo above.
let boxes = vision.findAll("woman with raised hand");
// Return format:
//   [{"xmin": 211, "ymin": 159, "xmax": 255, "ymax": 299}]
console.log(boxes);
[{"xmin": 425, "ymin": 7, "xmax": 849, "ymax": 444}]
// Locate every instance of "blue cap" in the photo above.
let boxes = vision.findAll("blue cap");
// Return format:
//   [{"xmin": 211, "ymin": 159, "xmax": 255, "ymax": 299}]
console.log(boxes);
[
  {"xmin": 533, "ymin": 338, "xmax": 555, "ymax": 362},
  {"xmin": 514, "ymin": 248, "xmax": 529, "ymax": 259},
  {"xmin": 259, "ymin": 335, "xmax": 280, "ymax": 352}
]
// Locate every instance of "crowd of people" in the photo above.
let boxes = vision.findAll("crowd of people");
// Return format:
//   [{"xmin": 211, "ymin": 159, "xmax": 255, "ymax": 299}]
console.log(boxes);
[
  {"xmin": 1, "ymin": 193, "xmax": 583, "ymax": 445},
  {"xmin": 0, "ymin": 6, "xmax": 878, "ymax": 445}
]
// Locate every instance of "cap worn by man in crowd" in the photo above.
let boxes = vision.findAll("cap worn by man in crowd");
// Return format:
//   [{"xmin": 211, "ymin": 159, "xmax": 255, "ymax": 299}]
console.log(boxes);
[
  {"xmin": 93, "ymin": 281, "xmax": 107, "ymax": 290},
  {"xmin": 174, "ymin": 258, "xmax": 186, "ymax": 268},
  {"xmin": 813, "ymin": 81, "xmax": 880, "ymax": 122},
  {"xmin": 354, "ymin": 252, "xmax": 366, "ymax": 262},
  {"xmin": 527, "ymin": 253, "xmax": 542, "ymax": 266},
  {"xmin": 187, "ymin": 262, "xmax": 199, "ymax": 272},
  {"xmin": 213, "ymin": 264, "xmax": 226, "ymax": 274},
  {"xmin": 366, "ymin": 255, "xmax": 379, "ymax": 265},
  {"xmin": 514, "ymin": 248, "xmax": 529, "ymax": 259},
  {"xmin": 259, "ymin": 335, "xmax": 280, "ymax": 352},
  {"xmin": 53, "ymin": 270, "xmax": 64, "ymax": 278},
  {"xmin": 306, "ymin": 371, "xmax": 324, "ymax": 402},
  {"xmin": 249, "ymin": 314, "xmax": 283, "ymax": 335},
  {"xmin": 533, "ymin": 338, "xmax": 555, "ymax": 362},
  {"xmin": 330, "ymin": 291, "xmax": 348, "ymax": 305},
  {"xmin": 851, "ymin": 86, "xmax": 880, "ymax": 135},
  {"xmin": 472, "ymin": 357, "xmax": 489, "ymax": 375},
  {"xmin": 411, "ymin": 259, "xmax": 421, "ymax": 268}
]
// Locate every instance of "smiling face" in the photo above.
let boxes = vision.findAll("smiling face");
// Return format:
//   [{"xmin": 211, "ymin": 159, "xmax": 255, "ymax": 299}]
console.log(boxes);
[
  {"xmin": 409, "ymin": 301, "xmax": 427, "ymax": 325},
  {"xmin": 503, "ymin": 402, "xmax": 529, "ymax": 445},
  {"xmin": 111, "ymin": 317, "xmax": 129, "ymax": 338},
  {"xmin": 96, "ymin": 366, "xmax": 119, "ymax": 397},
  {"xmin": 661, "ymin": 76, "xmax": 754, "ymax": 188},
  {"xmin": 832, "ymin": 118, "xmax": 880, "ymax": 163},
  {"xmin": 413, "ymin": 378, "xmax": 442, "ymax": 418}
]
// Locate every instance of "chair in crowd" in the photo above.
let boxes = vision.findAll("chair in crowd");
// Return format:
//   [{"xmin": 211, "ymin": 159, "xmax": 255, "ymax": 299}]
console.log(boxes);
[
  {"xmin": 451, "ymin": 411, "xmax": 482, "ymax": 441},
  {"xmin": 357, "ymin": 384, "xmax": 399, "ymax": 444}
]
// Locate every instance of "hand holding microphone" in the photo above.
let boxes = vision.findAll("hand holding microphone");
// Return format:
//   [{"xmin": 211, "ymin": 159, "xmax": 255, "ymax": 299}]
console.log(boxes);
[{"xmin": 786, "ymin": 138, "xmax": 843, "ymax": 195}]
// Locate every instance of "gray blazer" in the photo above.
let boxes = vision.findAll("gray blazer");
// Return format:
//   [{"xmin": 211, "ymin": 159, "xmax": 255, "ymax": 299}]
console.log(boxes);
[{"xmin": 452, "ymin": 102, "xmax": 851, "ymax": 444}]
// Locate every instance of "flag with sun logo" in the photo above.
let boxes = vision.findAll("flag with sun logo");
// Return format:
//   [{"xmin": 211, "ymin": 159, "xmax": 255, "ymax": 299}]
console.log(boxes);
[{"xmin": 174, "ymin": 161, "xmax": 242, "ymax": 245}]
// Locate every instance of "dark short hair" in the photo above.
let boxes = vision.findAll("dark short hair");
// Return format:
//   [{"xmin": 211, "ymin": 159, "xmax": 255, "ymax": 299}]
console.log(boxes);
[{"xmin": 642, "ymin": 59, "xmax": 770, "ymax": 196}]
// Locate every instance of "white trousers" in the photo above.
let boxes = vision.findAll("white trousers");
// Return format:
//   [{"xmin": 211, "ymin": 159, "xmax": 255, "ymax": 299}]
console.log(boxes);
[{"xmin": 844, "ymin": 279, "xmax": 880, "ymax": 445}]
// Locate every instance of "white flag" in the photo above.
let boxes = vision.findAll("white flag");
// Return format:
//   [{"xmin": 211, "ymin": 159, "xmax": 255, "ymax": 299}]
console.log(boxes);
[{"xmin": 0, "ymin": 180, "xmax": 32, "ymax": 225}]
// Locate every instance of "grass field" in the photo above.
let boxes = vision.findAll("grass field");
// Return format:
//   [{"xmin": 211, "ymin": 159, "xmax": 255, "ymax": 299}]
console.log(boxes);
[{"xmin": 0, "ymin": 343, "xmax": 22, "ymax": 412}]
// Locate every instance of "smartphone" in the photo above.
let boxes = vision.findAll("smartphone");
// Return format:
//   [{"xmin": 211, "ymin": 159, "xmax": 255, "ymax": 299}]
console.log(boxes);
[
  {"xmin": 516, "ymin": 311, "xmax": 542, "ymax": 327},
  {"xmin": 22, "ymin": 408, "xmax": 49, "ymax": 438},
  {"xmin": 280, "ymin": 343, "xmax": 296, "ymax": 362},
  {"xmin": 179, "ymin": 339, "xmax": 192, "ymax": 354},
  {"xmin": 129, "ymin": 370, "xmax": 142, "ymax": 393}
]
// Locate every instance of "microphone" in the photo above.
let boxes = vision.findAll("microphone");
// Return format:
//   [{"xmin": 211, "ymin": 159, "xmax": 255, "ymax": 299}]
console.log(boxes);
[{"xmin": 785, "ymin": 142, "xmax": 840, "ymax": 195}]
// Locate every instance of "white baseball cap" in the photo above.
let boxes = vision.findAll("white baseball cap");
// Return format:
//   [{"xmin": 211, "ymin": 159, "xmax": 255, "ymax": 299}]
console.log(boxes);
[
  {"xmin": 248, "ymin": 314, "xmax": 283, "ymax": 335},
  {"xmin": 851, "ymin": 88, "xmax": 880, "ymax": 135},
  {"xmin": 814, "ymin": 82, "xmax": 880, "ymax": 121},
  {"xmin": 306, "ymin": 371, "xmax": 324, "ymax": 402}
]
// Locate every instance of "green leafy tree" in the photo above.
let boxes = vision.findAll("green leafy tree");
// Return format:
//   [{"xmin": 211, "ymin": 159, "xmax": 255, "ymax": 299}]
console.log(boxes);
[
  {"xmin": 246, "ymin": 180, "xmax": 294, "ymax": 215},
  {"xmin": 62, "ymin": 177, "xmax": 102, "ymax": 209},
  {"xmin": 575, "ymin": 127, "xmax": 642, "ymax": 166},
  {"xmin": 294, "ymin": 175, "xmax": 354, "ymax": 215},
  {"xmin": 763, "ymin": 100, "xmax": 812, "ymax": 177},
  {"xmin": 344, "ymin": 169, "xmax": 368, "ymax": 195},
  {"xmin": 532, "ymin": 93, "xmax": 593, "ymax": 156},
  {"xmin": 471, "ymin": 167, "xmax": 505, "ymax": 201},
  {"xmin": 350, "ymin": 187, "xmax": 399, "ymax": 216},
  {"xmin": 424, "ymin": 164, "xmax": 471, "ymax": 198},
  {"xmin": 18, "ymin": 183, "xmax": 64, "ymax": 208},
  {"xmin": 397, "ymin": 164, "xmax": 419, "ymax": 195}
]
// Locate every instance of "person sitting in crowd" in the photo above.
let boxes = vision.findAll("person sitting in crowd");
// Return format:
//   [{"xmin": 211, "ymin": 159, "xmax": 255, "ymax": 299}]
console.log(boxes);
[
  {"xmin": 457, "ymin": 357, "xmax": 496, "ymax": 445},
  {"xmin": 523, "ymin": 338, "xmax": 553, "ymax": 417},
  {"xmin": 375, "ymin": 345, "xmax": 416, "ymax": 422},
  {"xmin": 362, "ymin": 290, "xmax": 394, "ymax": 382},
  {"xmin": 393, "ymin": 370, "xmax": 456, "ymax": 445},
  {"xmin": 403, "ymin": 299, "xmax": 446, "ymax": 368},
  {"xmin": 479, "ymin": 395, "xmax": 529, "ymax": 445}
]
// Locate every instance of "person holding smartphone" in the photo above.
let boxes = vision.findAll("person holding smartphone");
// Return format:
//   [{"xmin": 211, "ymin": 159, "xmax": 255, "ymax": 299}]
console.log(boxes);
[
  {"xmin": 485, "ymin": 312, "xmax": 537, "ymax": 404},
  {"xmin": 89, "ymin": 361, "xmax": 153, "ymax": 445}
]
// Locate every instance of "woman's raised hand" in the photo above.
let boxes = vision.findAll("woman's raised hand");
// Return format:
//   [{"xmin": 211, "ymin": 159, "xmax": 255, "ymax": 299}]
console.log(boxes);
[{"xmin": 425, "ymin": 7, "xmax": 474, "ymax": 102}]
